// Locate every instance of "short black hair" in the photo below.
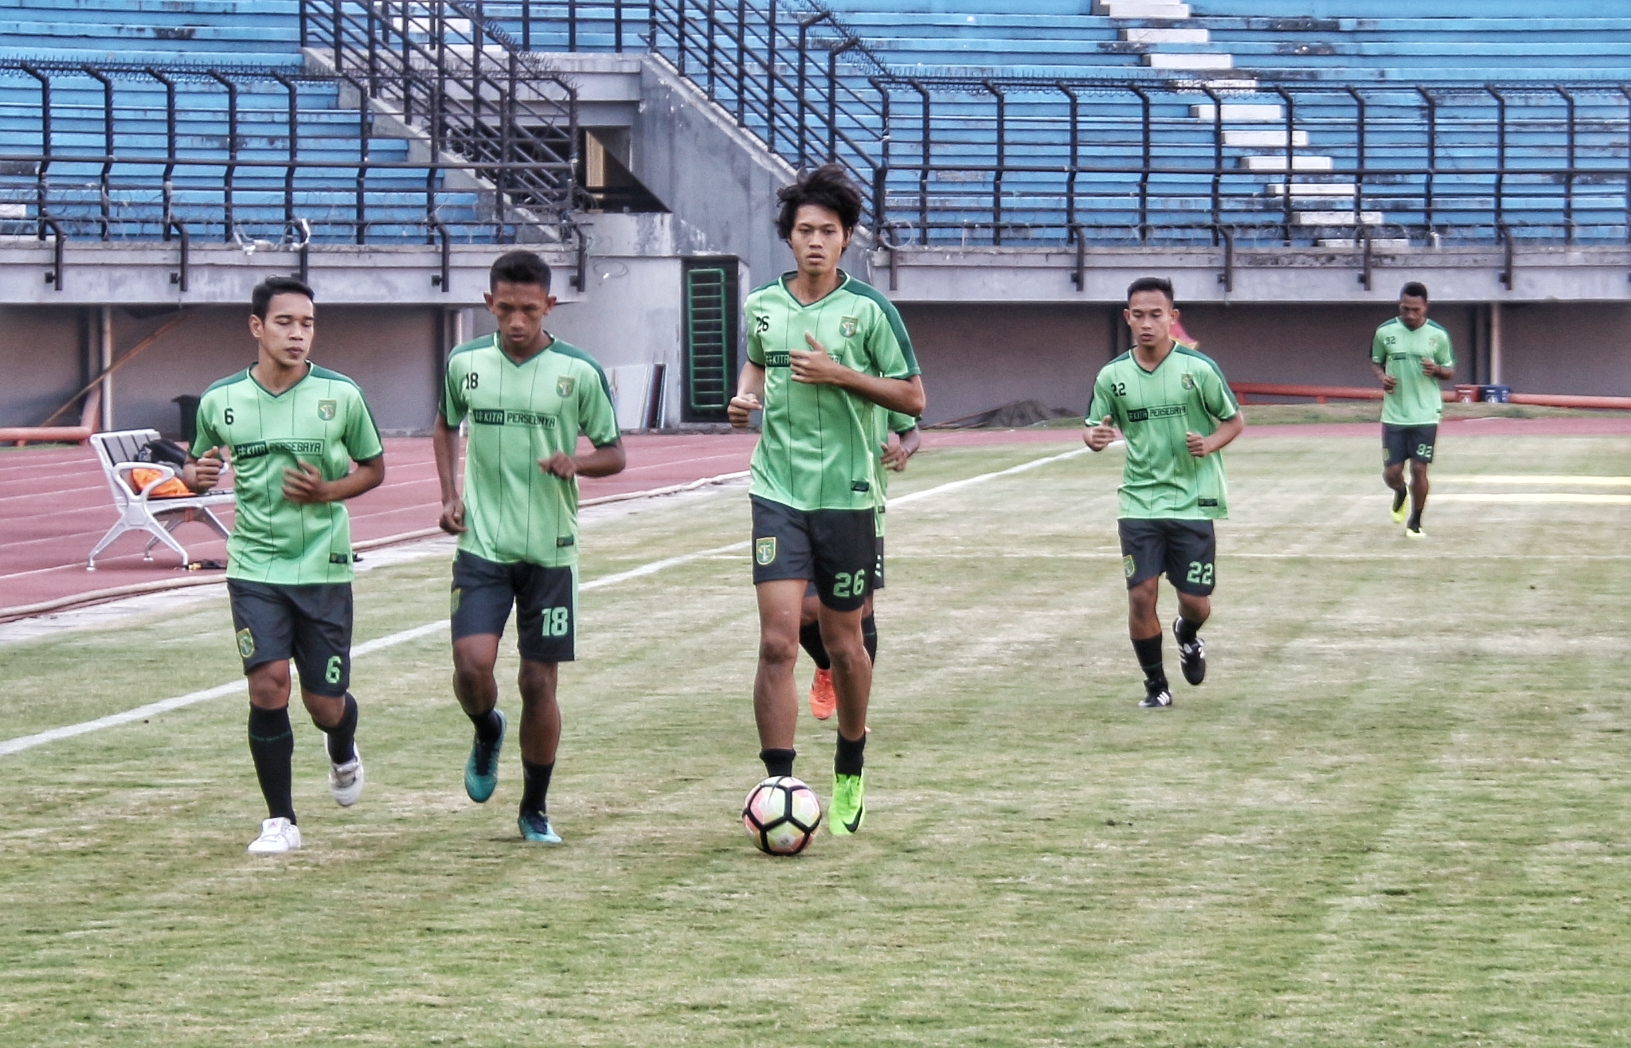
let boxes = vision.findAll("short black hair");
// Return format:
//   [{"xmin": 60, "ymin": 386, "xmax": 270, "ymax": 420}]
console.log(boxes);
[
  {"xmin": 776, "ymin": 164, "xmax": 863, "ymax": 240},
  {"xmin": 251, "ymin": 276, "xmax": 314, "ymax": 319},
  {"xmin": 490, "ymin": 249, "xmax": 552, "ymax": 291},
  {"xmin": 1400, "ymin": 281, "xmax": 1429, "ymax": 302},
  {"xmin": 1126, "ymin": 276, "xmax": 1175, "ymax": 305}
]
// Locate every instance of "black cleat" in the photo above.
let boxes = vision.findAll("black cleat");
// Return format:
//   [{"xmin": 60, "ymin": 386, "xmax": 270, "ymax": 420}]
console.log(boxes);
[
  {"xmin": 1139, "ymin": 683, "xmax": 1173, "ymax": 709},
  {"xmin": 1173, "ymin": 617, "xmax": 1206, "ymax": 686}
]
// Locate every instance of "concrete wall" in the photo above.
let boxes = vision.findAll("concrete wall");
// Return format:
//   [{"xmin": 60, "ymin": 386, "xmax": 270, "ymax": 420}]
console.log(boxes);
[{"xmin": 0, "ymin": 306, "xmax": 88, "ymax": 429}]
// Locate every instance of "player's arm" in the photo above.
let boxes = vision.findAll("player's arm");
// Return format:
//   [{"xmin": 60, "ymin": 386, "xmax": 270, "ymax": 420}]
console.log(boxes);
[
  {"xmin": 1186, "ymin": 411, "xmax": 1244, "ymax": 458},
  {"xmin": 1371, "ymin": 333, "xmax": 1397, "ymax": 392},
  {"xmin": 790, "ymin": 333, "xmax": 925, "ymax": 416},
  {"xmin": 1422, "ymin": 338, "xmax": 1455, "ymax": 380},
  {"xmin": 432, "ymin": 411, "xmax": 466, "ymax": 534},
  {"xmin": 1084, "ymin": 380, "xmax": 1119, "ymax": 451},
  {"xmin": 545, "ymin": 439, "xmax": 626, "ymax": 480},
  {"xmin": 728, "ymin": 360, "xmax": 766, "ymax": 428},
  {"xmin": 545, "ymin": 365, "xmax": 628, "ymax": 480},
  {"xmin": 882, "ymin": 425, "xmax": 921, "ymax": 472},
  {"xmin": 283, "ymin": 454, "xmax": 384, "ymax": 505},
  {"xmin": 183, "ymin": 404, "xmax": 224, "ymax": 492}
]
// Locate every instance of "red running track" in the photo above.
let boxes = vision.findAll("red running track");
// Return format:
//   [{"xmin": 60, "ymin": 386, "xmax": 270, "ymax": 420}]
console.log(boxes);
[{"xmin": 4, "ymin": 418, "xmax": 1626, "ymax": 615}]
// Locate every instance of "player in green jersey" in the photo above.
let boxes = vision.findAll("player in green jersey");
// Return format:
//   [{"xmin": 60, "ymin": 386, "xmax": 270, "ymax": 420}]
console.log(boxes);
[
  {"xmin": 183, "ymin": 276, "xmax": 385, "ymax": 854},
  {"xmin": 727, "ymin": 164, "xmax": 925, "ymax": 836},
  {"xmin": 803, "ymin": 410, "xmax": 920, "ymax": 721},
  {"xmin": 433, "ymin": 250, "xmax": 625, "ymax": 845},
  {"xmin": 1371, "ymin": 282, "xmax": 1455, "ymax": 538},
  {"xmin": 1086, "ymin": 277, "xmax": 1243, "ymax": 710}
]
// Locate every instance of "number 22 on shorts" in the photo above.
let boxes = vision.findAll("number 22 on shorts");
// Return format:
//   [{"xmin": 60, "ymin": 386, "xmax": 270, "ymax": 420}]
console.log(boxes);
[{"xmin": 1185, "ymin": 561, "xmax": 1214, "ymax": 586}]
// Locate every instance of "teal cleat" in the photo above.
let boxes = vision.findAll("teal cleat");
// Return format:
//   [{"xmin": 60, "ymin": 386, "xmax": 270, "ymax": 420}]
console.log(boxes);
[
  {"xmin": 829, "ymin": 772, "xmax": 865, "ymax": 836},
  {"xmin": 464, "ymin": 709, "xmax": 506, "ymax": 803},
  {"xmin": 518, "ymin": 810, "xmax": 562, "ymax": 844}
]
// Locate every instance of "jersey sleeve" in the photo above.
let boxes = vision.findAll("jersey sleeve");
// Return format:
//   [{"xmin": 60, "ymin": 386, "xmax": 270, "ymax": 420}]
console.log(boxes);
[
  {"xmin": 746, "ymin": 295, "xmax": 766, "ymax": 367},
  {"xmin": 190, "ymin": 391, "xmax": 222, "ymax": 459},
  {"xmin": 1086, "ymin": 369, "xmax": 1118, "ymax": 427},
  {"xmin": 1435, "ymin": 330, "xmax": 1456, "ymax": 369},
  {"xmin": 577, "ymin": 361, "xmax": 621, "ymax": 447},
  {"xmin": 1200, "ymin": 362, "xmax": 1240, "ymax": 422},
  {"xmin": 888, "ymin": 410, "xmax": 918, "ymax": 434},
  {"xmin": 440, "ymin": 355, "xmax": 467, "ymax": 424},
  {"xmin": 343, "ymin": 387, "xmax": 386, "ymax": 463},
  {"xmin": 1371, "ymin": 328, "xmax": 1387, "ymax": 366},
  {"xmin": 863, "ymin": 300, "xmax": 917, "ymax": 380}
]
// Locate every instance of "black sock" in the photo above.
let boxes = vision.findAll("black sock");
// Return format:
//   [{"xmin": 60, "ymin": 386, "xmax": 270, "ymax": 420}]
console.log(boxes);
[
  {"xmin": 520, "ymin": 759, "xmax": 553, "ymax": 815},
  {"xmin": 799, "ymin": 621, "xmax": 831, "ymax": 671},
  {"xmin": 322, "ymin": 693, "xmax": 358, "ymax": 765},
  {"xmin": 834, "ymin": 731, "xmax": 867, "ymax": 778},
  {"xmin": 760, "ymin": 748, "xmax": 796, "ymax": 779},
  {"xmin": 1408, "ymin": 506, "xmax": 1424, "ymax": 530},
  {"xmin": 1174, "ymin": 617, "xmax": 1199, "ymax": 644},
  {"xmin": 468, "ymin": 707, "xmax": 504, "ymax": 746},
  {"xmin": 861, "ymin": 613, "xmax": 877, "ymax": 664},
  {"xmin": 247, "ymin": 706, "xmax": 296, "ymax": 823},
  {"xmin": 1391, "ymin": 486, "xmax": 1408, "ymax": 512},
  {"xmin": 1132, "ymin": 634, "xmax": 1166, "ymax": 690}
]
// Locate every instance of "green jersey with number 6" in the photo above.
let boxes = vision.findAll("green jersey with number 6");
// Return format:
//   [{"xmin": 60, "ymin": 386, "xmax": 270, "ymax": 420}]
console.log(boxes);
[
  {"xmin": 191, "ymin": 363, "xmax": 384, "ymax": 585},
  {"xmin": 1371, "ymin": 317, "xmax": 1454, "ymax": 426},
  {"xmin": 1087, "ymin": 345, "xmax": 1238, "ymax": 520},
  {"xmin": 746, "ymin": 271, "xmax": 920, "ymax": 513},
  {"xmin": 441, "ymin": 333, "xmax": 620, "ymax": 568}
]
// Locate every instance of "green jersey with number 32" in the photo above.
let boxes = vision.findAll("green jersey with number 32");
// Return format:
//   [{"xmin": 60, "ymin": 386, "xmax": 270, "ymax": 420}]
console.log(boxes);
[
  {"xmin": 1372, "ymin": 317, "xmax": 1454, "ymax": 427},
  {"xmin": 192, "ymin": 363, "xmax": 384, "ymax": 585}
]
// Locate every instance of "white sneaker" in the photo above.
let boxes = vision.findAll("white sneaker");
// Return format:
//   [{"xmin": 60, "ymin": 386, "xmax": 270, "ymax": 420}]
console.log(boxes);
[
  {"xmin": 328, "ymin": 744, "xmax": 364, "ymax": 807},
  {"xmin": 247, "ymin": 817, "xmax": 302, "ymax": 854}
]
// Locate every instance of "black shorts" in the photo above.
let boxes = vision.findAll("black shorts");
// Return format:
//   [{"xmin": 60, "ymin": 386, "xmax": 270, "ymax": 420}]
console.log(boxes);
[
  {"xmin": 451, "ymin": 550, "xmax": 576, "ymax": 663},
  {"xmin": 1118, "ymin": 518, "xmax": 1217, "ymax": 596},
  {"xmin": 750, "ymin": 495, "xmax": 874, "ymax": 612},
  {"xmin": 1383, "ymin": 423, "xmax": 1438, "ymax": 467},
  {"xmin": 228, "ymin": 580, "xmax": 353, "ymax": 696}
]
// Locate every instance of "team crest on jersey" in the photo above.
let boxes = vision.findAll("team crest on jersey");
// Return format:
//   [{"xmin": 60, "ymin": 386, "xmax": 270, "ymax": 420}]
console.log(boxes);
[
  {"xmin": 755, "ymin": 537, "xmax": 777, "ymax": 566},
  {"xmin": 236, "ymin": 628, "xmax": 256, "ymax": 660},
  {"xmin": 556, "ymin": 376, "xmax": 576, "ymax": 398},
  {"xmin": 840, "ymin": 316, "xmax": 859, "ymax": 338},
  {"xmin": 1122, "ymin": 555, "xmax": 1136, "ymax": 579},
  {"xmin": 1181, "ymin": 373, "xmax": 1195, "ymax": 390},
  {"xmin": 317, "ymin": 399, "xmax": 337, "ymax": 421}
]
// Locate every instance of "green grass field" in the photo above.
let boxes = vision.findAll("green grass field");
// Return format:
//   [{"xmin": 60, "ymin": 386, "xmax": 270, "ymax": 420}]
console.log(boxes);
[{"xmin": 3, "ymin": 431, "xmax": 1629, "ymax": 1047}]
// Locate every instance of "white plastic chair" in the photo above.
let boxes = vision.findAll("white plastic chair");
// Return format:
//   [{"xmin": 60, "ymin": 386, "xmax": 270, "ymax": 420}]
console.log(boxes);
[{"xmin": 87, "ymin": 429, "xmax": 234, "ymax": 571}]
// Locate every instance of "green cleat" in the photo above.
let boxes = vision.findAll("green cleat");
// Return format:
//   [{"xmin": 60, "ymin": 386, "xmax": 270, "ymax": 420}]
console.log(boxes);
[
  {"xmin": 829, "ymin": 772, "xmax": 865, "ymax": 836},
  {"xmin": 1390, "ymin": 487, "xmax": 1409, "ymax": 524},
  {"xmin": 518, "ymin": 810, "xmax": 562, "ymax": 844},
  {"xmin": 464, "ymin": 709, "xmax": 506, "ymax": 803}
]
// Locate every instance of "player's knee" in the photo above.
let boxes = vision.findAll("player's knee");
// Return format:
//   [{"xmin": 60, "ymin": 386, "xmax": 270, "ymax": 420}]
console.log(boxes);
[
  {"xmin": 758, "ymin": 632, "xmax": 801, "ymax": 667},
  {"xmin": 246, "ymin": 662, "xmax": 291, "ymax": 707}
]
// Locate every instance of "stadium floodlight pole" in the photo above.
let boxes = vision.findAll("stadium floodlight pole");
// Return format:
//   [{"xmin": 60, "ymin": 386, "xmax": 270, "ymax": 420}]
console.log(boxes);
[{"xmin": 82, "ymin": 65, "xmax": 114, "ymax": 242}]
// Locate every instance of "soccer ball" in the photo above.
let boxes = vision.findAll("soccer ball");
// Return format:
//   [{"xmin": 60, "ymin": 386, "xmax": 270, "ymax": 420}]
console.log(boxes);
[{"xmin": 742, "ymin": 776, "xmax": 822, "ymax": 855}]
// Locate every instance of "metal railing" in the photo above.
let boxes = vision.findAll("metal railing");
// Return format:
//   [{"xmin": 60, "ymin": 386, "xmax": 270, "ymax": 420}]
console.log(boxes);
[
  {"xmin": 300, "ymin": 0, "xmax": 582, "ymax": 229},
  {"xmin": 0, "ymin": 61, "xmax": 584, "ymax": 291},
  {"xmin": 517, "ymin": 1, "xmax": 1631, "ymax": 249}
]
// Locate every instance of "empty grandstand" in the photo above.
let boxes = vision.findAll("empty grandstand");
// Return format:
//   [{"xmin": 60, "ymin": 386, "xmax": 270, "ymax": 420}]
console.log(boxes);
[{"xmin": 1, "ymin": 1, "xmax": 1627, "ymax": 433}]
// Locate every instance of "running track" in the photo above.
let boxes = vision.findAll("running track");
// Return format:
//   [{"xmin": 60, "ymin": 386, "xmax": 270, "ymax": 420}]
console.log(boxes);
[{"xmin": 3, "ymin": 417, "xmax": 1625, "ymax": 616}]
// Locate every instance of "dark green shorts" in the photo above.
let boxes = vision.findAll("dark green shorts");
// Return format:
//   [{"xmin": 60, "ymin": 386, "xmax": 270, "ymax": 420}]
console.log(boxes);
[
  {"xmin": 751, "ymin": 495, "xmax": 874, "ymax": 612},
  {"xmin": 451, "ymin": 551, "xmax": 576, "ymax": 663},
  {"xmin": 1383, "ymin": 423, "xmax": 1438, "ymax": 466},
  {"xmin": 227, "ymin": 580, "xmax": 353, "ymax": 696},
  {"xmin": 1118, "ymin": 518, "xmax": 1217, "ymax": 596}
]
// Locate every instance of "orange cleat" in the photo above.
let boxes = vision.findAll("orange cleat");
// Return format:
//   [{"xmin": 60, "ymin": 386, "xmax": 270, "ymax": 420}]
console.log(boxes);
[{"xmin": 808, "ymin": 668, "xmax": 836, "ymax": 720}]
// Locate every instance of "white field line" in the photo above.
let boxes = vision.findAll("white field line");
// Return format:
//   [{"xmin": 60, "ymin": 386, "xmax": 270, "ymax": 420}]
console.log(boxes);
[{"xmin": 0, "ymin": 445, "xmax": 1086, "ymax": 757}]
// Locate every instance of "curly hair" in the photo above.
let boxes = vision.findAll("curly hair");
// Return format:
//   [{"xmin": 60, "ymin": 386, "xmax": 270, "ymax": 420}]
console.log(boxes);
[{"xmin": 775, "ymin": 164, "xmax": 863, "ymax": 240}]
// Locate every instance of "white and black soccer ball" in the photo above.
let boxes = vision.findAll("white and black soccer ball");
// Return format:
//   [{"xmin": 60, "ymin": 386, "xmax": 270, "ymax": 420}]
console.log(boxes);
[{"xmin": 742, "ymin": 775, "xmax": 822, "ymax": 855}]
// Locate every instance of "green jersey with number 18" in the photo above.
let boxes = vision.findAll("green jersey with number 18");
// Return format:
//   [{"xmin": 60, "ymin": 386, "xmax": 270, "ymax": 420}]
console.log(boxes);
[
  {"xmin": 191, "ymin": 363, "xmax": 384, "ymax": 585},
  {"xmin": 441, "ymin": 333, "xmax": 620, "ymax": 568},
  {"xmin": 1087, "ymin": 345, "xmax": 1238, "ymax": 520},
  {"xmin": 746, "ymin": 271, "xmax": 920, "ymax": 513}
]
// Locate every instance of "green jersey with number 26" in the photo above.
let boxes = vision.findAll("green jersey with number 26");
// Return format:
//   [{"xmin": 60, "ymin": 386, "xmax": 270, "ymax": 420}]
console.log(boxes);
[{"xmin": 746, "ymin": 271, "xmax": 920, "ymax": 513}]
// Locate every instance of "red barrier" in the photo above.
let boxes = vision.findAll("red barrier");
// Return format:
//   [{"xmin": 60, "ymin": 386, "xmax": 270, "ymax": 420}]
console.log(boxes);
[
  {"xmin": 1231, "ymin": 383, "xmax": 1631, "ymax": 411},
  {"xmin": 1, "ymin": 426, "xmax": 92, "ymax": 445}
]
